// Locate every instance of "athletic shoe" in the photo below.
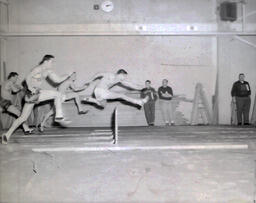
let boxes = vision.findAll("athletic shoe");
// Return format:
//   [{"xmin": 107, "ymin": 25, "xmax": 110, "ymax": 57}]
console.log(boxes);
[
  {"xmin": 83, "ymin": 97, "xmax": 104, "ymax": 107},
  {"xmin": 79, "ymin": 110, "xmax": 89, "ymax": 114},
  {"xmin": 38, "ymin": 124, "xmax": 44, "ymax": 133},
  {"xmin": 1, "ymin": 134, "xmax": 8, "ymax": 144},
  {"xmin": 24, "ymin": 128, "xmax": 35, "ymax": 135},
  {"xmin": 55, "ymin": 117, "xmax": 72, "ymax": 127}
]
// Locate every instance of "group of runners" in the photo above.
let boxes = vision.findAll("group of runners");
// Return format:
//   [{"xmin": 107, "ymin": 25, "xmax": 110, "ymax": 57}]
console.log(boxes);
[{"xmin": 0, "ymin": 54, "xmax": 149, "ymax": 144}]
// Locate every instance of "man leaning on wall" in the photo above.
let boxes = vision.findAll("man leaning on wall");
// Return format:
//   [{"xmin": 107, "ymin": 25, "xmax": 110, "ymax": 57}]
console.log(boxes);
[{"xmin": 231, "ymin": 73, "xmax": 251, "ymax": 126}]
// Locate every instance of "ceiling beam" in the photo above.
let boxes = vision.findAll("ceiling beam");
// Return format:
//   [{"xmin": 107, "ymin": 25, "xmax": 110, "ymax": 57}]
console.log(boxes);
[
  {"xmin": 0, "ymin": 0, "xmax": 8, "ymax": 5},
  {"xmin": 234, "ymin": 35, "xmax": 256, "ymax": 49}
]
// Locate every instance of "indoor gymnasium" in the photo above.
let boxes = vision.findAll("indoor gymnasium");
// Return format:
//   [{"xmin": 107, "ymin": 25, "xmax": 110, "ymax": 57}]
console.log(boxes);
[{"xmin": 0, "ymin": 0, "xmax": 256, "ymax": 202}]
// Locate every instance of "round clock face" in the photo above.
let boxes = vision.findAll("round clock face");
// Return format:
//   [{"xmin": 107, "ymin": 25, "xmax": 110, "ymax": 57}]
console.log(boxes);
[{"xmin": 101, "ymin": 1, "xmax": 114, "ymax": 12}]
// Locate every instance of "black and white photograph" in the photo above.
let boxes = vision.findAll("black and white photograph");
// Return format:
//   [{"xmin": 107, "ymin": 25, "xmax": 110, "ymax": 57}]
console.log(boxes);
[{"xmin": 0, "ymin": 0, "xmax": 256, "ymax": 202}]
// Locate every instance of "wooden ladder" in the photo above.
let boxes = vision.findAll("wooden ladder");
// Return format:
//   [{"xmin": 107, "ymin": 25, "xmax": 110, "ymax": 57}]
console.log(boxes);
[
  {"xmin": 251, "ymin": 93, "xmax": 256, "ymax": 125},
  {"xmin": 190, "ymin": 83, "xmax": 213, "ymax": 125}
]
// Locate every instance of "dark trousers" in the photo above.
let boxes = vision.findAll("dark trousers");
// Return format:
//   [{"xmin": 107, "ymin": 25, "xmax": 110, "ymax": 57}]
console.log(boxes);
[
  {"xmin": 236, "ymin": 96, "xmax": 251, "ymax": 124},
  {"xmin": 143, "ymin": 101, "xmax": 155, "ymax": 125}
]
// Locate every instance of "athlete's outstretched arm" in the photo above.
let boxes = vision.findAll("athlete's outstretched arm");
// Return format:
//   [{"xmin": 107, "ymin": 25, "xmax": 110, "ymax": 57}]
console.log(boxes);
[
  {"xmin": 70, "ymin": 82, "xmax": 86, "ymax": 92},
  {"xmin": 83, "ymin": 72, "xmax": 106, "ymax": 86},
  {"xmin": 47, "ymin": 71, "xmax": 72, "ymax": 84}
]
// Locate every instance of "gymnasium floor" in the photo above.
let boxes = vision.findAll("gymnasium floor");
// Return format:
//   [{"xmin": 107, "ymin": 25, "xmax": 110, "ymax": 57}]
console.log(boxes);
[{"xmin": 1, "ymin": 125, "xmax": 256, "ymax": 202}]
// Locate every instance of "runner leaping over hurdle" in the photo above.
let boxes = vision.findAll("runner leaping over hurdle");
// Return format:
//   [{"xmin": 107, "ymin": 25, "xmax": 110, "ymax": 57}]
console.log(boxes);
[
  {"xmin": 1, "ymin": 54, "xmax": 74, "ymax": 144},
  {"xmin": 38, "ymin": 72, "xmax": 89, "ymax": 132},
  {"xmin": 82, "ymin": 69, "xmax": 149, "ymax": 108}
]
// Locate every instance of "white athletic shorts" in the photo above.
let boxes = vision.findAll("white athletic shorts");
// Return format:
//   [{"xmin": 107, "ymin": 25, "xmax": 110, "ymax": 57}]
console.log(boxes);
[
  {"xmin": 94, "ymin": 88, "xmax": 111, "ymax": 100},
  {"xmin": 61, "ymin": 94, "xmax": 67, "ymax": 102}
]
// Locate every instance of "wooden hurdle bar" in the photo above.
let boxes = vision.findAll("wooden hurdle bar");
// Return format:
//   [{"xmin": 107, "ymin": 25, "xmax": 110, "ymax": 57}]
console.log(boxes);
[
  {"xmin": 87, "ymin": 107, "xmax": 118, "ymax": 144},
  {"xmin": 113, "ymin": 107, "xmax": 118, "ymax": 144}
]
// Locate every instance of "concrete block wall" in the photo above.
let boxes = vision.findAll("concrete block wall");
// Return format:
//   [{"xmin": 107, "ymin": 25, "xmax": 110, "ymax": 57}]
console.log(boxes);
[
  {"xmin": 1, "ymin": 0, "xmax": 256, "ymax": 125},
  {"xmin": 218, "ymin": 36, "xmax": 256, "ymax": 124},
  {"xmin": 60, "ymin": 96, "xmax": 190, "ymax": 127},
  {"xmin": 5, "ymin": 36, "xmax": 216, "ymax": 125}
]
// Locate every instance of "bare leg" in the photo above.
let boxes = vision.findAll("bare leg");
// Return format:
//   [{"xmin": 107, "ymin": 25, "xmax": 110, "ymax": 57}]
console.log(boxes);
[
  {"xmin": 38, "ymin": 90, "xmax": 64, "ymax": 119},
  {"xmin": 105, "ymin": 91, "xmax": 148, "ymax": 107},
  {"xmin": 74, "ymin": 96, "xmax": 88, "ymax": 113},
  {"xmin": 2, "ymin": 103, "xmax": 34, "ymax": 144},
  {"xmin": 40, "ymin": 108, "xmax": 54, "ymax": 131},
  {"xmin": 66, "ymin": 93, "xmax": 88, "ymax": 113},
  {"xmin": 7, "ymin": 105, "xmax": 31, "ymax": 132},
  {"xmin": 83, "ymin": 97, "xmax": 103, "ymax": 107},
  {"xmin": 37, "ymin": 90, "xmax": 72, "ymax": 126},
  {"xmin": 84, "ymin": 89, "xmax": 148, "ymax": 107},
  {"xmin": 1, "ymin": 89, "xmax": 72, "ymax": 144},
  {"xmin": 2, "ymin": 89, "xmax": 68, "ymax": 144}
]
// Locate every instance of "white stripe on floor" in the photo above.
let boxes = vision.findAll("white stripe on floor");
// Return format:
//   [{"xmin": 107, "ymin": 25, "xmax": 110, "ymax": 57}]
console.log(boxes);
[{"xmin": 32, "ymin": 144, "xmax": 248, "ymax": 152}]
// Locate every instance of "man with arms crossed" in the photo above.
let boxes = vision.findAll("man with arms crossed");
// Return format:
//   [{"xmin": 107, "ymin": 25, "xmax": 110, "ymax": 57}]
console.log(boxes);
[{"xmin": 158, "ymin": 79, "xmax": 174, "ymax": 126}]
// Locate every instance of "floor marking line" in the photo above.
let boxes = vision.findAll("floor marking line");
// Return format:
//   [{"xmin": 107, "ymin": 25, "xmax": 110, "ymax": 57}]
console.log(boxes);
[
  {"xmin": 90, "ymin": 132, "xmax": 113, "ymax": 135},
  {"xmin": 32, "ymin": 144, "xmax": 248, "ymax": 152},
  {"xmin": 14, "ymin": 134, "xmax": 113, "ymax": 138},
  {"xmin": 94, "ymin": 130, "xmax": 112, "ymax": 132}
]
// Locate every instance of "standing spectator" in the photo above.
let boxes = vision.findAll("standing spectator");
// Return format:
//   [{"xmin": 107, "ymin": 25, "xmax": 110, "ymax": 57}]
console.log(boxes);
[
  {"xmin": 231, "ymin": 73, "xmax": 251, "ymax": 125},
  {"xmin": 158, "ymin": 79, "xmax": 174, "ymax": 126},
  {"xmin": 141, "ymin": 80, "xmax": 157, "ymax": 126}
]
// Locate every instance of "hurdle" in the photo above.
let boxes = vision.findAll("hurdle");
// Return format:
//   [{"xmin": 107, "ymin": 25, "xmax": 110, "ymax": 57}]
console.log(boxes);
[
  {"xmin": 113, "ymin": 107, "xmax": 118, "ymax": 144},
  {"xmin": 3, "ymin": 108, "xmax": 119, "ymax": 145},
  {"xmin": 85, "ymin": 107, "xmax": 118, "ymax": 144}
]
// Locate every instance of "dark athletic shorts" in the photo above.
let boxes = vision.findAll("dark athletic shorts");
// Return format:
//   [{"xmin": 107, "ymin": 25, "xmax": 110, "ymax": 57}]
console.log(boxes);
[
  {"xmin": 23, "ymin": 81, "xmax": 40, "ymax": 104},
  {"xmin": 25, "ymin": 91, "xmax": 40, "ymax": 104},
  {"xmin": 0, "ymin": 99, "xmax": 12, "ymax": 111}
]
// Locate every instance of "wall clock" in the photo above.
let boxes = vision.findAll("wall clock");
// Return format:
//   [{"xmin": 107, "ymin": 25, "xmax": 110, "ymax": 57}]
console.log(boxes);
[{"xmin": 101, "ymin": 1, "xmax": 114, "ymax": 12}]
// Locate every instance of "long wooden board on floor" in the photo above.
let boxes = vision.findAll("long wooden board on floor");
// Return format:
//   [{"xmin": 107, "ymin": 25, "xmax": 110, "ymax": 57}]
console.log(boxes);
[{"xmin": 32, "ymin": 144, "xmax": 249, "ymax": 152}]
